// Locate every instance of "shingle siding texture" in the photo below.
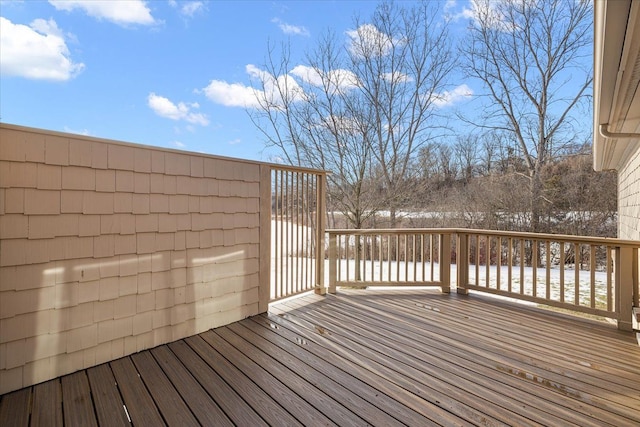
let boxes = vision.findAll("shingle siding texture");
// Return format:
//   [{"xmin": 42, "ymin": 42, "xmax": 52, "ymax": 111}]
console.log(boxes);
[
  {"xmin": 618, "ymin": 146, "xmax": 640, "ymax": 241},
  {"xmin": 0, "ymin": 124, "xmax": 264, "ymax": 394}
]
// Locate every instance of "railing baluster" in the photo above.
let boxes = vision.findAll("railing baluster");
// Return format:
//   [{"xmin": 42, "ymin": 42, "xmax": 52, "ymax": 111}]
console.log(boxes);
[
  {"xmin": 546, "ymin": 241, "xmax": 551, "ymax": 300},
  {"xmin": 590, "ymin": 245, "xmax": 596, "ymax": 309},
  {"xmin": 507, "ymin": 237, "xmax": 513, "ymax": 293},
  {"xmin": 575, "ymin": 243, "xmax": 580, "ymax": 306},
  {"xmin": 519, "ymin": 239, "xmax": 525, "ymax": 295},
  {"xmin": 560, "ymin": 242, "xmax": 565, "ymax": 303},
  {"xmin": 532, "ymin": 240, "xmax": 538, "ymax": 298},
  {"xmin": 606, "ymin": 246, "xmax": 612, "ymax": 311}
]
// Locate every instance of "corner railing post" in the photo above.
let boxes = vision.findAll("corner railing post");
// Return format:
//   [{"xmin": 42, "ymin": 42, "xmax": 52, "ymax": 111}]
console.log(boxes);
[
  {"xmin": 328, "ymin": 232, "xmax": 337, "ymax": 294},
  {"xmin": 315, "ymin": 173, "xmax": 327, "ymax": 295},
  {"xmin": 615, "ymin": 246, "xmax": 634, "ymax": 331},
  {"xmin": 440, "ymin": 233, "xmax": 451, "ymax": 293},
  {"xmin": 457, "ymin": 232, "xmax": 469, "ymax": 295}
]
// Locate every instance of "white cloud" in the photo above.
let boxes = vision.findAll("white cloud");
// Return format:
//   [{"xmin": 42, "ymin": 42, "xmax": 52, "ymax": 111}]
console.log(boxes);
[
  {"xmin": 228, "ymin": 138, "xmax": 241, "ymax": 145},
  {"xmin": 290, "ymin": 65, "xmax": 359, "ymax": 93},
  {"xmin": 271, "ymin": 18, "xmax": 309, "ymax": 37},
  {"xmin": 202, "ymin": 80, "xmax": 260, "ymax": 108},
  {"xmin": 49, "ymin": 0, "xmax": 156, "ymax": 26},
  {"xmin": 147, "ymin": 93, "xmax": 209, "ymax": 125},
  {"xmin": 382, "ymin": 71, "xmax": 413, "ymax": 84},
  {"xmin": 63, "ymin": 126, "xmax": 91, "ymax": 136},
  {"xmin": 172, "ymin": 141, "xmax": 186, "ymax": 148},
  {"xmin": 431, "ymin": 84, "xmax": 473, "ymax": 108},
  {"xmin": 346, "ymin": 24, "xmax": 400, "ymax": 57},
  {"xmin": 203, "ymin": 64, "xmax": 306, "ymax": 108},
  {"xmin": 0, "ymin": 17, "xmax": 85, "ymax": 81},
  {"xmin": 169, "ymin": 1, "xmax": 205, "ymax": 17}
]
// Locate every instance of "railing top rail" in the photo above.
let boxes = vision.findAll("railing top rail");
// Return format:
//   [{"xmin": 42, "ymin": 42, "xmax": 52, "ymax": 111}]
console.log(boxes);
[
  {"xmin": 269, "ymin": 164, "xmax": 331, "ymax": 175},
  {"xmin": 327, "ymin": 227, "xmax": 640, "ymax": 247},
  {"xmin": 327, "ymin": 228, "xmax": 459, "ymax": 236}
]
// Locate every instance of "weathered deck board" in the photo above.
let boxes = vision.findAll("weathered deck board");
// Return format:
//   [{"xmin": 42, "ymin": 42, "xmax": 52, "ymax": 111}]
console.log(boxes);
[
  {"xmin": 85, "ymin": 364, "xmax": 129, "ymax": 427},
  {"xmin": 31, "ymin": 380, "xmax": 63, "ymax": 427},
  {"xmin": 60, "ymin": 372, "xmax": 97, "ymax": 427},
  {"xmin": 1, "ymin": 289, "xmax": 639, "ymax": 427}
]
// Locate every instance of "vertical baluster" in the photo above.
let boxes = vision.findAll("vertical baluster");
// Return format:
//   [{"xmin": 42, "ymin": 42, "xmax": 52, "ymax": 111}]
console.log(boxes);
[
  {"xmin": 546, "ymin": 241, "xmax": 551, "ymax": 300},
  {"xmin": 606, "ymin": 246, "xmax": 612, "ymax": 312},
  {"xmin": 560, "ymin": 242, "xmax": 565, "ymax": 303},
  {"xmin": 590, "ymin": 245, "xmax": 596, "ymax": 309},
  {"xmin": 507, "ymin": 237, "xmax": 513, "ymax": 293},
  {"xmin": 430, "ymin": 234, "xmax": 434, "ymax": 281},
  {"xmin": 519, "ymin": 239, "xmax": 525, "ymax": 295},
  {"xmin": 496, "ymin": 237, "xmax": 502, "ymax": 290},
  {"xmin": 485, "ymin": 236, "xmax": 491, "ymax": 288},
  {"xmin": 532, "ymin": 240, "xmax": 538, "ymax": 297},
  {"xmin": 475, "ymin": 236, "xmax": 480, "ymax": 286},
  {"xmin": 575, "ymin": 243, "xmax": 581, "ymax": 306}
]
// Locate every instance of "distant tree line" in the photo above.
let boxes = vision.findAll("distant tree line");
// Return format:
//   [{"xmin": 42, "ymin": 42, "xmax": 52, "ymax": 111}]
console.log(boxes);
[{"xmin": 355, "ymin": 137, "xmax": 617, "ymax": 237}]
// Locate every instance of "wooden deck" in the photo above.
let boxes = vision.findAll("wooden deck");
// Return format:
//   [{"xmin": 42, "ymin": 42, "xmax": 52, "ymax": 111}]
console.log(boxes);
[{"xmin": 1, "ymin": 288, "xmax": 639, "ymax": 426}]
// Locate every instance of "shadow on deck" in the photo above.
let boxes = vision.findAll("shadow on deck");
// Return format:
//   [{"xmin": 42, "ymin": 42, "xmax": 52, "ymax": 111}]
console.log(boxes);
[{"xmin": 1, "ymin": 289, "xmax": 639, "ymax": 426}]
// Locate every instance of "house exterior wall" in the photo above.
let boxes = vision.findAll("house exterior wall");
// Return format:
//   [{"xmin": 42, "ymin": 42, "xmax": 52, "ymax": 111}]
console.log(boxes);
[
  {"xmin": 618, "ymin": 146, "xmax": 640, "ymax": 241},
  {"xmin": 0, "ymin": 124, "xmax": 269, "ymax": 394}
]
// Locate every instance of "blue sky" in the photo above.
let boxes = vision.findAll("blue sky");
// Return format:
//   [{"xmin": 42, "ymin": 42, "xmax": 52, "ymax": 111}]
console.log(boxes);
[{"xmin": 0, "ymin": 0, "xmax": 587, "ymax": 162}]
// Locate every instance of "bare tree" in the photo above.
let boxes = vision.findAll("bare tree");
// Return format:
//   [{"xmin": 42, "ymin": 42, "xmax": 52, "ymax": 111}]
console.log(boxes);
[
  {"xmin": 251, "ymin": 1, "xmax": 455, "ymax": 231},
  {"xmin": 349, "ymin": 1, "xmax": 456, "ymax": 227},
  {"xmin": 460, "ymin": 0, "xmax": 593, "ymax": 233}
]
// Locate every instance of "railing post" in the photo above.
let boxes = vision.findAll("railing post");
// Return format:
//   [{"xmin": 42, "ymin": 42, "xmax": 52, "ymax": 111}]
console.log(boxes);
[
  {"xmin": 315, "ymin": 173, "xmax": 326, "ymax": 295},
  {"xmin": 615, "ymin": 246, "xmax": 634, "ymax": 331},
  {"xmin": 329, "ymin": 233, "xmax": 337, "ymax": 294},
  {"xmin": 259, "ymin": 165, "xmax": 272, "ymax": 312},
  {"xmin": 457, "ymin": 232, "xmax": 469, "ymax": 295},
  {"xmin": 439, "ymin": 233, "xmax": 451, "ymax": 293}
]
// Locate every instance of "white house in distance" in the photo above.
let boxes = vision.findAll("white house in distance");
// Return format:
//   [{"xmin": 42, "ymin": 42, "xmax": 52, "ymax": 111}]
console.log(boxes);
[{"xmin": 593, "ymin": 0, "xmax": 640, "ymax": 241}]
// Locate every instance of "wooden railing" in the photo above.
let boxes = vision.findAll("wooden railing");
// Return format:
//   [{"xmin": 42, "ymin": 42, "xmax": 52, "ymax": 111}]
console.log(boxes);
[
  {"xmin": 270, "ymin": 165, "xmax": 327, "ymax": 301},
  {"xmin": 327, "ymin": 229, "xmax": 455, "ymax": 294},
  {"xmin": 326, "ymin": 228, "xmax": 640, "ymax": 330},
  {"xmin": 456, "ymin": 229, "xmax": 639, "ymax": 331}
]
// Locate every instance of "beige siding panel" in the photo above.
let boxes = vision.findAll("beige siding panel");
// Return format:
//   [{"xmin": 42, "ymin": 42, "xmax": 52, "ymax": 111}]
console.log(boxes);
[
  {"xmin": 44, "ymin": 135, "xmax": 69, "ymax": 166},
  {"xmin": 0, "ymin": 214, "xmax": 29, "ymax": 239},
  {"xmin": 107, "ymin": 145, "xmax": 135, "ymax": 171},
  {"xmin": 36, "ymin": 164, "xmax": 62, "ymax": 190},
  {"xmin": 69, "ymin": 139, "xmax": 93, "ymax": 167},
  {"xmin": 62, "ymin": 167, "xmax": 95, "ymax": 191},
  {"xmin": 0, "ymin": 124, "xmax": 266, "ymax": 394},
  {"xmin": 618, "ymin": 147, "xmax": 640, "ymax": 240}
]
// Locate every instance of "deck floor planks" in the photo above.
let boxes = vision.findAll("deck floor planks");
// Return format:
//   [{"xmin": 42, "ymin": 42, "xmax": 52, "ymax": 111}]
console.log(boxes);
[
  {"xmin": 185, "ymin": 333, "xmax": 302, "ymax": 427},
  {"xmin": 60, "ymin": 372, "xmax": 97, "ymax": 427},
  {"xmin": 201, "ymin": 329, "xmax": 337, "ymax": 427},
  {"xmin": 149, "ymin": 345, "xmax": 234, "ymax": 426},
  {"xmin": 277, "ymin": 297, "xmax": 556, "ymax": 427},
  {"xmin": 366, "ymin": 292, "xmax": 640, "ymax": 409},
  {"xmin": 2, "ymin": 288, "xmax": 639, "ymax": 427},
  {"xmin": 109, "ymin": 356, "xmax": 165, "ymax": 426},
  {"xmin": 31, "ymin": 380, "xmax": 63, "ymax": 427},
  {"xmin": 227, "ymin": 320, "xmax": 407, "ymax": 427},
  {"xmin": 386, "ymin": 293, "xmax": 640, "ymax": 389},
  {"xmin": 0, "ymin": 387, "xmax": 30, "ymax": 427},
  {"xmin": 167, "ymin": 339, "xmax": 268, "ymax": 427},
  {"xmin": 85, "ymin": 364, "xmax": 129, "ymax": 427},
  {"xmin": 311, "ymin": 290, "xmax": 640, "ymax": 426},
  {"xmin": 298, "ymin": 294, "xmax": 624, "ymax": 427},
  {"xmin": 282, "ymin": 294, "xmax": 614, "ymax": 427},
  {"xmin": 236, "ymin": 318, "xmax": 430, "ymax": 427},
  {"xmin": 130, "ymin": 351, "xmax": 199, "ymax": 426},
  {"xmin": 263, "ymin": 311, "xmax": 475, "ymax": 427},
  {"xmin": 214, "ymin": 326, "xmax": 363, "ymax": 426}
]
